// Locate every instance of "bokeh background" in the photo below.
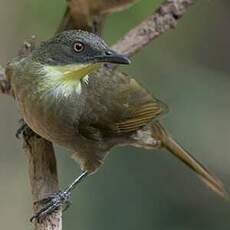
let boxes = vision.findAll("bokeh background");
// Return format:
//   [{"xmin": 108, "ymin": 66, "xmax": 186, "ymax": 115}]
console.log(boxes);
[{"xmin": 0, "ymin": 0, "xmax": 230, "ymax": 229}]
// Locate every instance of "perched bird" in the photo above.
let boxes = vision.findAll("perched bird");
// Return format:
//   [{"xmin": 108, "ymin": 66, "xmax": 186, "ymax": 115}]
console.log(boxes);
[{"xmin": 7, "ymin": 30, "xmax": 226, "ymax": 220}]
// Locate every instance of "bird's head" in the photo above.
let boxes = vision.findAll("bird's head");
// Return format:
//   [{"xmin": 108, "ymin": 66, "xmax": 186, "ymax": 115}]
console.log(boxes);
[{"xmin": 31, "ymin": 30, "xmax": 130, "ymax": 80}]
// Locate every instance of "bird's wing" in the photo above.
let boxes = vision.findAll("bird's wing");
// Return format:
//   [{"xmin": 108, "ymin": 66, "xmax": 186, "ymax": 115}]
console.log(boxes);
[
  {"xmin": 110, "ymin": 78, "xmax": 167, "ymax": 133},
  {"xmin": 80, "ymin": 68, "xmax": 168, "ymax": 138}
]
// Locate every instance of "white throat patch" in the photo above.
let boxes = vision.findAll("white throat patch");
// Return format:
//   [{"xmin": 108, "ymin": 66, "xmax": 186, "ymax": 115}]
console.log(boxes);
[{"xmin": 40, "ymin": 66, "xmax": 90, "ymax": 96}]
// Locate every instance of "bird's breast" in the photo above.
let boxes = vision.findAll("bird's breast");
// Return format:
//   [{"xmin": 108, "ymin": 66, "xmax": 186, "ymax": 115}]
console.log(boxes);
[{"xmin": 14, "ymin": 77, "xmax": 86, "ymax": 147}]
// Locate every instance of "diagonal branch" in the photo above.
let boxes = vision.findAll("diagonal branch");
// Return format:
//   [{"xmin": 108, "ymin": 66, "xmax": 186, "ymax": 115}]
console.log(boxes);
[{"xmin": 112, "ymin": 0, "xmax": 195, "ymax": 56}]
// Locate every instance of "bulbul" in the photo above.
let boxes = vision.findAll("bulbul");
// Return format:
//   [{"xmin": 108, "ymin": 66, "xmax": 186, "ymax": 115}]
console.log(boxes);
[{"xmin": 7, "ymin": 30, "xmax": 227, "ymax": 220}]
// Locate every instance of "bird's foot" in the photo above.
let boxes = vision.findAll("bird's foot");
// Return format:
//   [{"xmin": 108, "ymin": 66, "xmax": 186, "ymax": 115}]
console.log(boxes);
[
  {"xmin": 16, "ymin": 119, "xmax": 29, "ymax": 139},
  {"xmin": 30, "ymin": 191, "xmax": 71, "ymax": 222},
  {"xmin": 16, "ymin": 119, "xmax": 37, "ymax": 145},
  {"xmin": 30, "ymin": 171, "xmax": 88, "ymax": 222}
]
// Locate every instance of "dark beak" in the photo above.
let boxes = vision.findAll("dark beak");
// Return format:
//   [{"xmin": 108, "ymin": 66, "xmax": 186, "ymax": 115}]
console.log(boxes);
[{"xmin": 95, "ymin": 50, "xmax": 131, "ymax": 65}]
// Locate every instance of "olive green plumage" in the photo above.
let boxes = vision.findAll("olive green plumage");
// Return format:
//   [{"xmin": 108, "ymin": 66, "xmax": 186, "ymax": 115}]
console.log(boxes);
[{"xmin": 8, "ymin": 30, "xmax": 226, "ymax": 199}]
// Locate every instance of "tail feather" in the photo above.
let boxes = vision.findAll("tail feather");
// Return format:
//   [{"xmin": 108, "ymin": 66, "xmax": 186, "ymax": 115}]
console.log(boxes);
[{"xmin": 151, "ymin": 122, "xmax": 228, "ymax": 199}]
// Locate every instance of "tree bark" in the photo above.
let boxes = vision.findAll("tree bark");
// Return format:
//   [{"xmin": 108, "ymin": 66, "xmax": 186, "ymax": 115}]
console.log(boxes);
[
  {"xmin": 112, "ymin": 0, "xmax": 194, "ymax": 56},
  {"xmin": 24, "ymin": 130, "xmax": 61, "ymax": 230}
]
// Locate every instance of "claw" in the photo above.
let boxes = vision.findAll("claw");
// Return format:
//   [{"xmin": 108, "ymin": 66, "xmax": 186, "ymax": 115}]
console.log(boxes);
[
  {"xmin": 16, "ymin": 119, "xmax": 28, "ymax": 139},
  {"xmin": 30, "ymin": 171, "xmax": 88, "ymax": 222},
  {"xmin": 63, "ymin": 200, "xmax": 72, "ymax": 212},
  {"xmin": 30, "ymin": 191, "xmax": 71, "ymax": 222}
]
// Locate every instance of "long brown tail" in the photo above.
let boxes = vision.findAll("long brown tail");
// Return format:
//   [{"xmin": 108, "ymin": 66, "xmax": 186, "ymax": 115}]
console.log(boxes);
[{"xmin": 151, "ymin": 122, "xmax": 228, "ymax": 198}]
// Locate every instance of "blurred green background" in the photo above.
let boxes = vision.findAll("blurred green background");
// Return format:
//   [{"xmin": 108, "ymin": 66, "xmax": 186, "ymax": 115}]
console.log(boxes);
[{"xmin": 0, "ymin": 0, "xmax": 230, "ymax": 229}]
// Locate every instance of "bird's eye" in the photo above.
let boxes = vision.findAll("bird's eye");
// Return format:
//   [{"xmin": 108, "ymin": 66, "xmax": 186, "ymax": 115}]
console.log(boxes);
[{"xmin": 73, "ymin": 42, "xmax": 85, "ymax": 53}]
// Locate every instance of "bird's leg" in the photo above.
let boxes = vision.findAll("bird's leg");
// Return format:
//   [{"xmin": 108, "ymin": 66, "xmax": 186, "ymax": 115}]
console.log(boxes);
[{"xmin": 30, "ymin": 170, "xmax": 89, "ymax": 222}]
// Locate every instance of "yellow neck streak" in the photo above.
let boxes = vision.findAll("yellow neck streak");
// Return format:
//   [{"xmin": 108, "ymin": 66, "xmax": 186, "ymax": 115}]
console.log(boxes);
[
  {"xmin": 54, "ymin": 63, "xmax": 100, "ymax": 82},
  {"xmin": 40, "ymin": 63, "xmax": 100, "ymax": 95}
]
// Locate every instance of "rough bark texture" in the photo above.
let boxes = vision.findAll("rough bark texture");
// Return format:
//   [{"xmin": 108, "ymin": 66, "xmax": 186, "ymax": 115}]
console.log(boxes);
[
  {"xmin": 0, "ymin": 0, "xmax": 195, "ymax": 229},
  {"xmin": 112, "ymin": 0, "xmax": 194, "ymax": 56},
  {"xmin": 23, "ymin": 129, "xmax": 61, "ymax": 230}
]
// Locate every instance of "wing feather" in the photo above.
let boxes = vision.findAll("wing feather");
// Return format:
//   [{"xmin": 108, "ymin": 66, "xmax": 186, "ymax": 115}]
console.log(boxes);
[
  {"xmin": 114, "ymin": 101, "xmax": 166, "ymax": 133},
  {"xmin": 82, "ymin": 69, "xmax": 168, "ymax": 137}
]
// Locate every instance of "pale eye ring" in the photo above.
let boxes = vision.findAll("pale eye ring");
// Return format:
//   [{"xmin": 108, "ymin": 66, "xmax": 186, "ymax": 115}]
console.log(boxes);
[{"xmin": 73, "ymin": 42, "xmax": 85, "ymax": 52}]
